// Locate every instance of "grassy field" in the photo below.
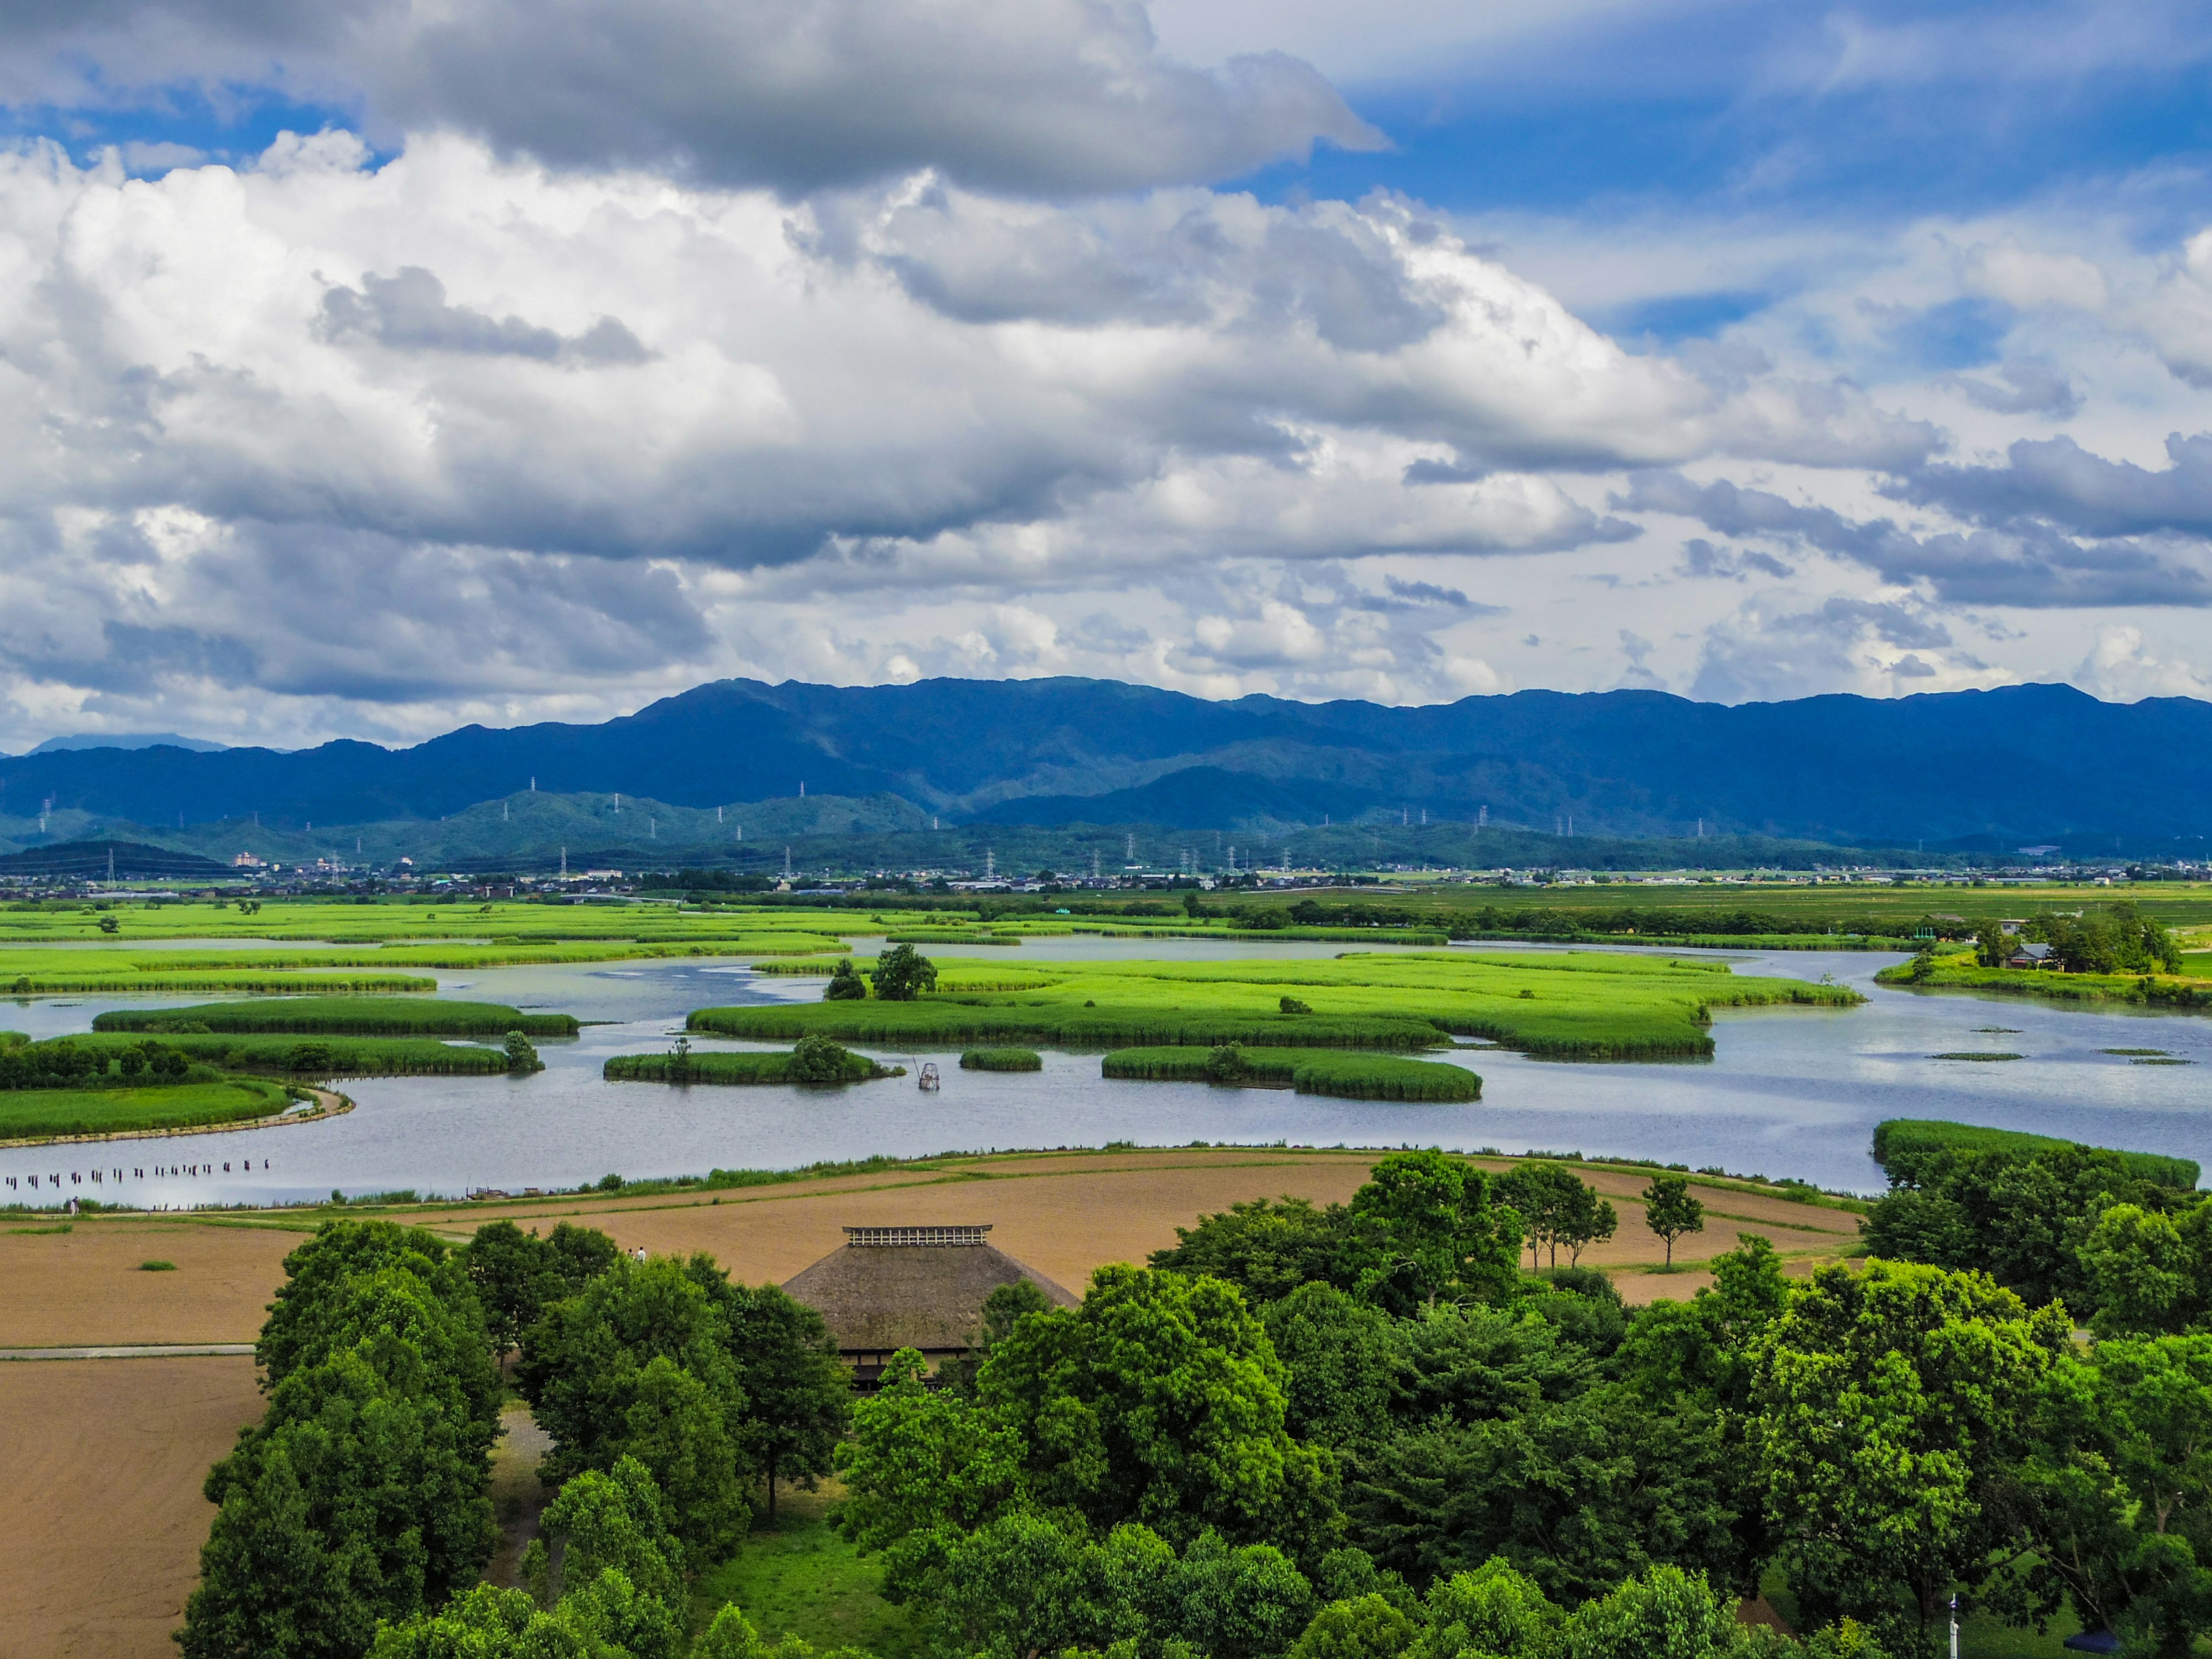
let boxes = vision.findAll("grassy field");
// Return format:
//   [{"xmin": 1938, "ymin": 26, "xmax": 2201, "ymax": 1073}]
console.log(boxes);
[
  {"xmin": 92, "ymin": 996, "xmax": 579, "ymax": 1036},
  {"xmin": 603, "ymin": 1048, "xmax": 903, "ymax": 1085},
  {"xmin": 691, "ymin": 1487, "xmax": 926, "ymax": 1657},
  {"xmin": 1103, "ymin": 1044, "xmax": 1481, "ymax": 1101},
  {"xmin": 0, "ymin": 1077, "xmax": 295, "ymax": 1141},
  {"xmin": 692, "ymin": 949, "xmax": 1860, "ymax": 1060}
]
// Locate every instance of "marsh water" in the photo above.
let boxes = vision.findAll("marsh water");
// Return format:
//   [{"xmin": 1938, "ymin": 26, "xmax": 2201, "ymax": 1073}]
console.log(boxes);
[{"xmin": 3, "ymin": 935, "xmax": 2206, "ymax": 1207}]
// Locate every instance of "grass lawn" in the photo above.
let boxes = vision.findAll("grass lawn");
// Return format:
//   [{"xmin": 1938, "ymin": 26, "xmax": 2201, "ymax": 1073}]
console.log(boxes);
[
  {"xmin": 0, "ymin": 1078, "xmax": 296, "ymax": 1141},
  {"xmin": 693, "ymin": 949, "xmax": 1861, "ymax": 1060},
  {"xmin": 690, "ymin": 1487, "xmax": 925, "ymax": 1659}
]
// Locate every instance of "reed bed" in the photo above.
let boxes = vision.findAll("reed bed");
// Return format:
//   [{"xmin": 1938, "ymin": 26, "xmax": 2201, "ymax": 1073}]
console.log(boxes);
[
  {"xmin": 93, "ymin": 997, "xmax": 579, "ymax": 1037},
  {"xmin": 959, "ymin": 1047, "xmax": 1044, "ymax": 1071},
  {"xmin": 601, "ymin": 1048, "xmax": 899, "ymax": 1085},
  {"xmin": 1101, "ymin": 1045, "xmax": 1480, "ymax": 1101}
]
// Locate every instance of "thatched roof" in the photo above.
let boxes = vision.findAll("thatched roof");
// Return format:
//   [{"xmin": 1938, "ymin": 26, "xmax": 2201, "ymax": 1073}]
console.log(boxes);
[{"xmin": 782, "ymin": 1225, "xmax": 1077, "ymax": 1354}]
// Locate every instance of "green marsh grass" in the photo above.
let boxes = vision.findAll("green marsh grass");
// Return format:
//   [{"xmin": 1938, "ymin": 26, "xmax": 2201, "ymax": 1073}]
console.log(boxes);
[
  {"xmin": 959, "ymin": 1047, "xmax": 1043, "ymax": 1071},
  {"xmin": 0, "ymin": 1078, "xmax": 295, "ymax": 1141},
  {"xmin": 602, "ymin": 1048, "xmax": 899, "ymax": 1085},
  {"xmin": 1103, "ymin": 1045, "xmax": 1480, "ymax": 1101},
  {"xmin": 1872, "ymin": 1119, "xmax": 2199, "ymax": 1188},
  {"xmin": 93, "ymin": 997, "xmax": 579, "ymax": 1037},
  {"xmin": 63, "ymin": 1031, "xmax": 512, "ymax": 1077},
  {"xmin": 692, "ymin": 949, "xmax": 1857, "ymax": 1059}
]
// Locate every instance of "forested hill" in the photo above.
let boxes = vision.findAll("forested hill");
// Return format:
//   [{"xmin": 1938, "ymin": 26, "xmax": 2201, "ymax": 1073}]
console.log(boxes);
[{"xmin": 3, "ymin": 677, "xmax": 2210, "ymax": 844}]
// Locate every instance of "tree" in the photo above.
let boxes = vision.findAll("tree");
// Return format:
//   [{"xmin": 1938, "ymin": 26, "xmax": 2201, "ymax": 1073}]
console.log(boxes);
[
  {"xmin": 787, "ymin": 1035, "xmax": 858, "ymax": 1084},
  {"xmin": 1412, "ymin": 1557, "xmax": 1563, "ymax": 1659},
  {"xmin": 1495, "ymin": 1163, "xmax": 1587, "ymax": 1274},
  {"xmin": 547, "ymin": 1221, "xmax": 622, "ymax": 1294},
  {"xmin": 1641, "ymin": 1176, "xmax": 1706, "ymax": 1268},
  {"xmin": 2016, "ymin": 1334, "xmax": 2212, "ymax": 1656},
  {"xmin": 1290, "ymin": 1594, "xmax": 1416, "ymax": 1659},
  {"xmin": 516, "ymin": 1257, "xmax": 753, "ymax": 1555},
  {"xmin": 1263, "ymin": 1282, "xmax": 1406, "ymax": 1455},
  {"xmin": 521, "ymin": 1457, "xmax": 687, "ymax": 1659},
  {"xmin": 979, "ymin": 1264, "xmax": 1342, "ymax": 1560},
  {"xmin": 1751, "ymin": 1260, "xmax": 2069, "ymax": 1653},
  {"xmin": 466, "ymin": 1220, "xmax": 560, "ymax": 1362},
  {"xmin": 824, "ymin": 959, "xmax": 868, "ymax": 1000},
  {"xmin": 835, "ymin": 1349, "xmax": 1027, "ymax": 1601},
  {"xmin": 1345, "ymin": 1151, "xmax": 1523, "ymax": 1312},
  {"xmin": 718, "ymin": 1281, "xmax": 851, "ymax": 1522},
  {"xmin": 2079, "ymin": 1200, "xmax": 2211, "ymax": 1336},
  {"xmin": 870, "ymin": 943, "xmax": 938, "ymax": 1001},
  {"xmin": 503, "ymin": 1030, "xmax": 541, "ymax": 1071},
  {"xmin": 1563, "ymin": 1564, "xmax": 1743, "ymax": 1659},
  {"xmin": 1559, "ymin": 1189, "xmax": 1617, "ymax": 1268},
  {"xmin": 1150, "ymin": 1196, "xmax": 1356, "ymax": 1306}
]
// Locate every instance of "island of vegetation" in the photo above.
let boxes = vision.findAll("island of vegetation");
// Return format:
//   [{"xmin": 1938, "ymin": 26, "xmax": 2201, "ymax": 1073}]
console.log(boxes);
[
  {"xmin": 1103, "ymin": 1043, "xmax": 1481, "ymax": 1101},
  {"xmin": 959, "ymin": 1046, "xmax": 1044, "ymax": 1071},
  {"xmin": 93, "ymin": 995, "xmax": 581, "ymax": 1036},
  {"xmin": 604, "ymin": 1036, "xmax": 902, "ymax": 1085},
  {"xmin": 692, "ymin": 944, "xmax": 1861, "ymax": 1062}
]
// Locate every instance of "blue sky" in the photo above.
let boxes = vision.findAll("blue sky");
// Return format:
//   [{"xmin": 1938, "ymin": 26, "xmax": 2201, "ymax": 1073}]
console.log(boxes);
[{"xmin": 1, "ymin": 0, "xmax": 2211, "ymax": 748}]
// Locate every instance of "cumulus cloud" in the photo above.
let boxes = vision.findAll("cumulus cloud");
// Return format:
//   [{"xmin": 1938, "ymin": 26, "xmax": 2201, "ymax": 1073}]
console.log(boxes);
[
  {"xmin": 0, "ymin": 0, "xmax": 1380, "ymax": 197},
  {"xmin": 319, "ymin": 267, "xmax": 651, "ymax": 363}
]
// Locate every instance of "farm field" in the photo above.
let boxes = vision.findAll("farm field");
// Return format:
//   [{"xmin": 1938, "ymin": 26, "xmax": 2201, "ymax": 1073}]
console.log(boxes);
[
  {"xmin": 693, "ymin": 949, "xmax": 1862, "ymax": 1059},
  {"xmin": 0, "ymin": 1354, "xmax": 263, "ymax": 1659}
]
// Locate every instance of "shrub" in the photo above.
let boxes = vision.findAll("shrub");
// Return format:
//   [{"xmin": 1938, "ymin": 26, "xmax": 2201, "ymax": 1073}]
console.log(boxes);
[{"xmin": 1280, "ymin": 996, "xmax": 1313, "ymax": 1015}]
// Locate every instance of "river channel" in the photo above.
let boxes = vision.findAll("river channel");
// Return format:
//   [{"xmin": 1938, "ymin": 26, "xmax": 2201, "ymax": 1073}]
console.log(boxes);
[{"xmin": 3, "ymin": 937, "xmax": 2206, "ymax": 1206}]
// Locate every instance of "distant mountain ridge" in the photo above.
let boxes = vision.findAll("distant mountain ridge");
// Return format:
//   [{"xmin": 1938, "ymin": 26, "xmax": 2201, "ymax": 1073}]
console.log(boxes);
[{"xmin": 1, "ymin": 677, "xmax": 2207, "ymax": 844}]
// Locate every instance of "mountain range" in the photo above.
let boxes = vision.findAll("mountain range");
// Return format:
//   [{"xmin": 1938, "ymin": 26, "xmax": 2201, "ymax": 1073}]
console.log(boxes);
[{"xmin": 2, "ymin": 677, "xmax": 2207, "ymax": 849}]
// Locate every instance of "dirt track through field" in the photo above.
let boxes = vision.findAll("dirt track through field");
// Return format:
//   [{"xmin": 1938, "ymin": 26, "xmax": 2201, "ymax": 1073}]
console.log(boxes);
[{"xmin": 0, "ymin": 1356, "xmax": 260, "ymax": 1659}]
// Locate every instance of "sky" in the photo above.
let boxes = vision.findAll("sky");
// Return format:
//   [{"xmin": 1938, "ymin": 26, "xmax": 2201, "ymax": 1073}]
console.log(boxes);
[{"xmin": 3, "ymin": 0, "xmax": 2212, "ymax": 749}]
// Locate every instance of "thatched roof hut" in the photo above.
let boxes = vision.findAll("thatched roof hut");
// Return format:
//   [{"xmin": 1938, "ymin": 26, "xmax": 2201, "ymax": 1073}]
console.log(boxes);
[{"xmin": 782, "ymin": 1224, "xmax": 1077, "ymax": 1381}]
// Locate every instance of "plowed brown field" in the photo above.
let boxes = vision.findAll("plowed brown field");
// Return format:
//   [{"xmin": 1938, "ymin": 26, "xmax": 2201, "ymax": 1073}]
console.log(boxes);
[{"xmin": 0, "ymin": 1356, "xmax": 260, "ymax": 1659}]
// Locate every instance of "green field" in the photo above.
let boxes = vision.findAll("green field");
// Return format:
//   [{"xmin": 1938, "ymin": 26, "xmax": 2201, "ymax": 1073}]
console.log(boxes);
[
  {"xmin": 602, "ymin": 1048, "xmax": 902, "ymax": 1084},
  {"xmin": 91, "ymin": 996, "xmax": 579, "ymax": 1037},
  {"xmin": 692, "ymin": 949, "xmax": 1859, "ymax": 1060},
  {"xmin": 1103, "ymin": 1044, "xmax": 1481, "ymax": 1101},
  {"xmin": 0, "ymin": 1077, "xmax": 297, "ymax": 1141}
]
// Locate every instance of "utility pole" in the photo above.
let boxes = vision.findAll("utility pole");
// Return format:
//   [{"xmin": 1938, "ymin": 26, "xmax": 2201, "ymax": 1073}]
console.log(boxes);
[
  {"xmin": 784, "ymin": 845, "xmax": 793, "ymax": 878},
  {"xmin": 1092, "ymin": 849, "xmax": 1100, "ymax": 880},
  {"xmin": 1126, "ymin": 832, "xmax": 1135, "ymax": 863}
]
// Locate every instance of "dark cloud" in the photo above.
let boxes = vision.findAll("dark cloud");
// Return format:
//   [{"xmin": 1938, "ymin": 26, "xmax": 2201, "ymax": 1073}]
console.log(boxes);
[
  {"xmin": 319, "ymin": 267, "xmax": 650, "ymax": 363},
  {"xmin": 1621, "ymin": 470, "xmax": 2212, "ymax": 609},
  {"xmin": 1893, "ymin": 432, "xmax": 2212, "ymax": 539},
  {"xmin": 1679, "ymin": 537, "xmax": 1794, "ymax": 580}
]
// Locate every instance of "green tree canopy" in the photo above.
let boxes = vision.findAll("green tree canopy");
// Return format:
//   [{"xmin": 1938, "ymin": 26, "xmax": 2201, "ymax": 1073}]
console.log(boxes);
[
  {"xmin": 979, "ymin": 1264, "xmax": 1342, "ymax": 1560},
  {"xmin": 1751, "ymin": 1259, "xmax": 2069, "ymax": 1652},
  {"xmin": 1640, "ymin": 1176, "xmax": 1706, "ymax": 1268},
  {"xmin": 870, "ymin": 943, "xmax": 938, "ymax": 1001}
]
